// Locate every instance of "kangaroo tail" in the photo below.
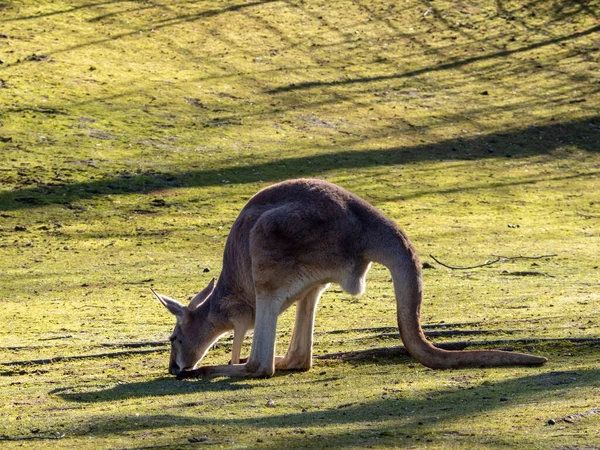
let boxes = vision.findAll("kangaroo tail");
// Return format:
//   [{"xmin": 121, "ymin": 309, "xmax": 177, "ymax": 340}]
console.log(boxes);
[{"xmin": 372, "ymin": 228, "xmax": 547, "ymax": 369}]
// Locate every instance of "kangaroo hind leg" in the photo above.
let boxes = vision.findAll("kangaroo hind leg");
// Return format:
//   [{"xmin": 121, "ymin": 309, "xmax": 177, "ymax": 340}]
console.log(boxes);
[{"xmin": 276, "ymin": 284, "xmax": 327, "ymax": 371}]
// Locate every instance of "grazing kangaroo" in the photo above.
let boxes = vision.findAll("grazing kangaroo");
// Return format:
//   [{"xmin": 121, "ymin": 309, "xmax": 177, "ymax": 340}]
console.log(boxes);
[{"xmin": 153, "ymin": 178, "xmax": 547, "ymax": 379}]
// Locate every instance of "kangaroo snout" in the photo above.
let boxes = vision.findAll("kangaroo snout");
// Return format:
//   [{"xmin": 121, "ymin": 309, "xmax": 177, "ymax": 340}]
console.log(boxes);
[{"xmin": 169, "ymin": 362, "xmax": 180, "ymax": 376}]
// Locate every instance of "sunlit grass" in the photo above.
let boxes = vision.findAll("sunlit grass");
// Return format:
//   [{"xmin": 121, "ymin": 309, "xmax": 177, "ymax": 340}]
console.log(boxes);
[{"xmin": 0, "ymin": 0, "xmax": 599, "ymax": 448}]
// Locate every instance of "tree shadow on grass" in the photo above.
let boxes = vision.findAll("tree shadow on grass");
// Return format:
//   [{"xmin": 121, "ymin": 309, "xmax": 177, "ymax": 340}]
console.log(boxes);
[
  {"xmin": 59, "ymin": 367, "xmax": 600, "ymax": 447},
  {"xmin": 266, "ymin": 24, "xmax": 600, "ymax": 94},
  {"xmin": 1, "ymin": 0, "xmax": 278, "ymax": 26},
  {"xmin": 1, "ymin": 115, "xmax": 598, "ymax": 212}
]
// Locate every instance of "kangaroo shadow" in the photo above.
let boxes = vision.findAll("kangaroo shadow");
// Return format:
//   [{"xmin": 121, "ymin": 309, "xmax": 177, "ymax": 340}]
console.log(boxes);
[{"xmin": 55, "ymin": 376, "xmax": 253, "ymax": 403}]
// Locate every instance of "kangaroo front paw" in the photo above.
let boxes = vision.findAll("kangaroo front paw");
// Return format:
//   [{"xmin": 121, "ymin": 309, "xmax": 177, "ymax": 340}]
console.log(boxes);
[
  {"xmin": 275, "ymin": 356, "xmax": 311, "ymax": 371},
  {"xmin": 176, "ymin": 367, "xmax": 209, "ymax": 380},
  {"xmin": 228, "ymin": 357, "xmax": 249, "ymax": 365}
]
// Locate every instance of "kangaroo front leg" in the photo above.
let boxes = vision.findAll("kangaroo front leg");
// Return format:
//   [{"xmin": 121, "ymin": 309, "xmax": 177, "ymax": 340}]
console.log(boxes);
[
  {"xmin": 242, "ymin": 294, "xmax": 283, "ymax": 377},
  {"xmin": 230, "ymin": 323, "xmax": 248, "ymax": 365},
  {"xmin": 276, "ymin": 285, "xmax": 326, "ymax": 371},
  {"xmin": 178, "ymin": 294, "xmax": 282, "ymax": 379}
]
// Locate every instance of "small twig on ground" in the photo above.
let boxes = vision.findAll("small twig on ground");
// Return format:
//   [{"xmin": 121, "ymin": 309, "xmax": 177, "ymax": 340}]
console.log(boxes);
[
  {"xmin": 560, "ymin": 407, "xmax": 600, "ymax": 424},
  {"xmin": 429, "ymin": 255, "xmax": 501, "ymax": 270},
  {"xmin": 491, "ymin": 254, "xmax": 557, "ymax": 260},
  {"xmin": 429, "ymin": 254, "xmax": 557, "ymax": 270},
  {"xmin": 0, "ymin": 433, "xmax": 65, "ymax": 441},
  {"xmin": 39, "ymin": 335, "xmax": 73, "ymax": 341},
  {"xmin": 1, "ymin": 341, "xmax": 168, "ymax": 352},
  {"xmin": 501, "ymin": 271, "xmax": 554, "ymax": 277},
  {"xmin": 100, "ymin": 341, "xmax": 167, "ymax": 349},
  {"xmin": 578, "ymin": 213, "xmax": 600, "ymax": 219},
  {"xmin": 346, "ymin": 328, "xmax": 515, "ymax": 343},
  {"xmin": 0, "ymin": 347, "xmax": 167, "ymax": 367}
]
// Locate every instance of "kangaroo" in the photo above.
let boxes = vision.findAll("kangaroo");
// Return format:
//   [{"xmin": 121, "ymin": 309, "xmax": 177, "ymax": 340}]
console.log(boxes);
[{"xmin": 153, "ymin": 178, "xmax": 547, "ymax": 379}]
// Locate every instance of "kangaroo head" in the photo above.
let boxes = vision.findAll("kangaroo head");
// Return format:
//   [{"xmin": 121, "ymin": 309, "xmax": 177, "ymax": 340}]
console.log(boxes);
[{"xmin": 152, "ymin": 279, "xmax": 218, "ymax": 375}]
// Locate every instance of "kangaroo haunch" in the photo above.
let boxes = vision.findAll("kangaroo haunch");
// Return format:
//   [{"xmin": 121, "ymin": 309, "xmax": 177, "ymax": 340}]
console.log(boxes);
[{"xmin": 153, "ymin": 178, "xmax": 547, "ymax": 379}]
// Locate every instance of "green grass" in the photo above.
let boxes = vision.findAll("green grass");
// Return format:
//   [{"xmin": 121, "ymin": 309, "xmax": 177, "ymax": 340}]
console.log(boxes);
[{"xmin": 1, "ymin": 0, "xmax": 599, "ymax": 448}]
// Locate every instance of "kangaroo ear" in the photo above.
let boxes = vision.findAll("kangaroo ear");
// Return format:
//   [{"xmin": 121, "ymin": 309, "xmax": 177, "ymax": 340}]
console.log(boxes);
[
  {"xmin": 151, "ymin": 289, "xmax": 186, "ymax": 319},
  {"xmin": 188, "ymin": 278, "xmax": 215, "ymax": 309}
]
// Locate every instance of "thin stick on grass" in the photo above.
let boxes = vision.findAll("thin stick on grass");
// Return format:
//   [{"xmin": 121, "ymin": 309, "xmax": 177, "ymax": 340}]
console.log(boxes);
[
  {"xmin": 429, "ymin": 255, "xmax": 502, "ymax": 270},
  {"xmin": 0, "ymin": 348, "xmax": 167, "ymax": 367},
  {"xmin": 429, "ymin": 254, "xmax": 557, "ymax": 270},
  {"xmin": 0, "ymin": 433, "xmax": 65, "ymax": 441},
  {"xmin": 491, "ymin": 254, "xmax": 557, "ymax": 260}
]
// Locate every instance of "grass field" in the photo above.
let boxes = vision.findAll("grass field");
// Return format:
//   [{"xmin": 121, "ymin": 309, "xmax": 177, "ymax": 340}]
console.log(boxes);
[{"xmin": 1, "ymin": 0, "xmax": 599, "ymax": 448}]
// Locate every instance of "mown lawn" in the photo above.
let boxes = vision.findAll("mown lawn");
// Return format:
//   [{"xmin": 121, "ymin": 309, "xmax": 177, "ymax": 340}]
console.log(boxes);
[{"xmin": 0, "ymin": 0, "xmax": 599, "ymax": 448}]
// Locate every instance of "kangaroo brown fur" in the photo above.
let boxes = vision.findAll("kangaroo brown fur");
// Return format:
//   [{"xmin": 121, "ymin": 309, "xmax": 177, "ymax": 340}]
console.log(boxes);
[{"xmin": 153, "ymin": 178, "xmax": 547, "ymax": 379}]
